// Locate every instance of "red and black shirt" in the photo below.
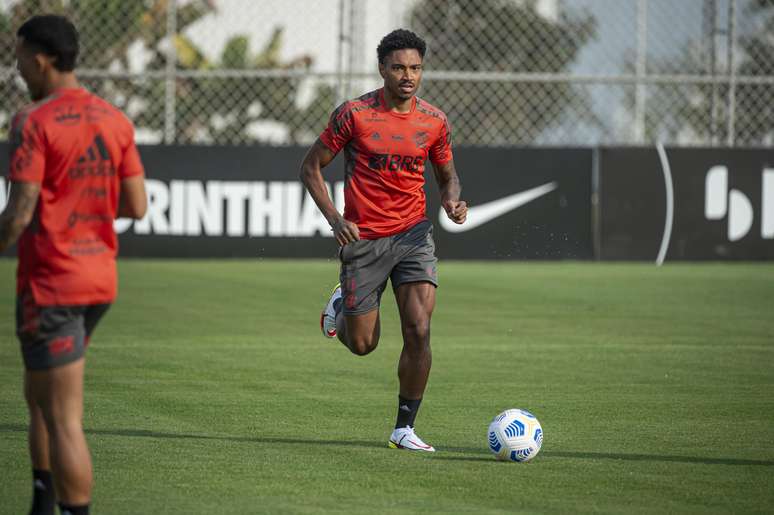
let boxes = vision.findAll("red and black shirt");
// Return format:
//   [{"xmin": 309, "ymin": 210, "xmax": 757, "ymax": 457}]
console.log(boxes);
[{"xmin": 319, "ymin": 88, "xmax": 452, "ymax": 239}]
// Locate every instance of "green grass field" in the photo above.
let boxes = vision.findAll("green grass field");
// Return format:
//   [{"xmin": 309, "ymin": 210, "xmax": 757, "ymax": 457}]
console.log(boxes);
[{"xmin": 1, "ymin": 260, "xmax": 773, "ymax": 514}]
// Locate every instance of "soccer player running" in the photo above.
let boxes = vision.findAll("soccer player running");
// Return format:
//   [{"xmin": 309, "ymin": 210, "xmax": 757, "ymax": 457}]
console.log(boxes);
[
  {"xmin": 300, "ymin": 29, "xmax": 466, "ymax": 452},
  {"xmin": 1, "ymin": 15, "xmax": 147, "ymax": 515}
]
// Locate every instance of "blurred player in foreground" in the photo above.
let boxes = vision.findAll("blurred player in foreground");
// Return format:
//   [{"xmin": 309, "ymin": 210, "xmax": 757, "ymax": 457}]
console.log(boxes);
[
  {"xmin": 1, "ymin": 15, "xmax": 147, "ymax": 515},
  {"xmin": 300, "ymin": 29, "xmax": 467, "ymax": 452}
]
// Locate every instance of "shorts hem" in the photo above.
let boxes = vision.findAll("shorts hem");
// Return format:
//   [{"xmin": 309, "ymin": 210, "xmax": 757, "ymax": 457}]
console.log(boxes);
[
  {"xmin": 391, "ymin": 278, "xmax": 439, "ymax": 290},
  {"xmin": 23, "ymin": 351, "xmax": 85, "ymax": 372},
  {"xmin": 342, "ymin": 304, "xmax": 380, "ymax": 317}
]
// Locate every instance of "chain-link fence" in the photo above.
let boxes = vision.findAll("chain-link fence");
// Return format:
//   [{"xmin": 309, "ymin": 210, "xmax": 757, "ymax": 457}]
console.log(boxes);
[{"xmin": 1, "ymin": 0, "xmax": 772, "ymax": 147}]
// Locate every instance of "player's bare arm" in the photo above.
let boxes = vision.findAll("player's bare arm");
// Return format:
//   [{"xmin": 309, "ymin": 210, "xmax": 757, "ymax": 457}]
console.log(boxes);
[
  {"xmin": 300, "ymin": 138, "xmax": 360, "ymax": 245},
  {"xmin": 0, "ymin": 181, "xmax": 41, "ymax": 252},
  {"xmin": 433, "ymin": 160, "xmax": 467, "ymax": 224},
  {"xmin": 118, "ymin": 175, "xmax": 148, "ymax": 219}
]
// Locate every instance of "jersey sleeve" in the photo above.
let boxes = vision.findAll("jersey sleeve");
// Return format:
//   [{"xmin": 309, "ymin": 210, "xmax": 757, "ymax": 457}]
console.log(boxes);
[
  {"xmin": 319, "ymin": 102, "xmax": 355, "ymax": 154},
  {"xmin": 429, "ymin": 116, "xmax": 453, "ymax": 165},
  {"xmin": 8, "ymin": 112, "xmax": 46, "ymax": 183},
  {"xmin": 118, "ymin": 124, "xmax": 145, "ymax": 179}
]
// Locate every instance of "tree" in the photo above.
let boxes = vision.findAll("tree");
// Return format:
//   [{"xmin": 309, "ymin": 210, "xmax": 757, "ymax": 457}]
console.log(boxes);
[
  {"xmin": 733, "ymin": 0, "xmax": 774, "ymax": 145},
  {"xmin": 1, "ymin": 0, "xmax": 213, "ymax": 138},
  {"xmin": 621, "ymin": 0, "xmax": 774, "ymax": 146},
  {"xmin": 409, "ymin": 0, "xmax": 597, "ymax": 145},
  {"xmin": 0, "ymin": 0, "xmax": 334, "ymax": 144},
  {"xmin": 150, "ymin": 27, "xmax": 336, "ymax": 144}
]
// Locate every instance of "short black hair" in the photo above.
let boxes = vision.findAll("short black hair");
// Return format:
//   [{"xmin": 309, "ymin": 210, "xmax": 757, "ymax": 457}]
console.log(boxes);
[
  {"xmin": 17, "ymin": 15, "xmax": 79, "ymax": 72},
  {"xmin": 377, "ymin": 29, "xmax": 426, "ymax": 65}
]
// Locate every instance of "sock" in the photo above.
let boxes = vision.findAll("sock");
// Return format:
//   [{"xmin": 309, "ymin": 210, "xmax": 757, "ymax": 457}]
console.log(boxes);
[
  {"xmin": 30, "ymin": 469, "xmax": 55, "ymax": 515},
  {"xmin": 395, "ymin": 396, "xmax": 422, "ymax": 429},
  {"xmin": 58, "ymin": 503, "xmax": 89, "ymax": 515}
]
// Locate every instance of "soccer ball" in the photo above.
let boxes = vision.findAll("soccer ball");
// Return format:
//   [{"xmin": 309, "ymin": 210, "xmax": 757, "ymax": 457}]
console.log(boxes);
[{"xmin": 487, "ymin": 409, "xmax": 543, "ymax": 462}]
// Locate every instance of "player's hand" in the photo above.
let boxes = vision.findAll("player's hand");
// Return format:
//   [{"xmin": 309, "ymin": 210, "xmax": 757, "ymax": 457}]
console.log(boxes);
[
  {"xmin": 443, "ymin": 200, "xmax": 467, "ymax": 224},
  {"xmin": 331, "ymin": 216, "xmax": 360, "ymax": 246}
]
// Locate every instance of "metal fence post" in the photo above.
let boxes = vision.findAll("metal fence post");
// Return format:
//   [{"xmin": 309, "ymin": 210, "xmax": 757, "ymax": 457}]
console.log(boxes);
[
  {"xmin": 634, "ymin": 0, "xmax": 648, "ymax": 145},
  {"xmin": 348, "ymin": 0, "xmax": 366, "ymax": 99},
  {"xmin": 704, "ymin": 0, "xmax": 719, "ymax": 145},
  {"xmin": 336, "ymin": 0, "xmax": 347, "ymax": 106},
  {"xmin": 726, "ymin": 0, "xmax": 737, "ymax": 147},
  {"xmin": 164, "ymin": 0, "xmax": 177, "ymax": 145}
]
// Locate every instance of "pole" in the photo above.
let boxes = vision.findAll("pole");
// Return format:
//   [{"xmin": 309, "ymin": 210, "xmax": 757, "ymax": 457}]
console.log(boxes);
[
  {"xmin": 705, "ymin": 0, "xmax": 719, "ymax": 145},
  {"xmin": 726, "ymin": 0, "xmax": 737, "ymax": 146},
  {"xmin": 164, "ymin": 0, "xmax": 177, "ymax": 144},
  {"xmin": 336, "ymin": 0, "xmax": 347, "ymax": 105},
  {"xmin": 634, "ymin": 0, "xmax": 648, "ymax": 144}
]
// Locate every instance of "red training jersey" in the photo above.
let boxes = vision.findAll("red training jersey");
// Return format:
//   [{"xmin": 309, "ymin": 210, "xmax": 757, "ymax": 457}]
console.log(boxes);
[
  {"xmin": 319, "ymin": 88, "xmax": 453, "ymax": 239},
  {"xmin": 8, "ymin": 88, "xmax": 144, "ymax": 306}
]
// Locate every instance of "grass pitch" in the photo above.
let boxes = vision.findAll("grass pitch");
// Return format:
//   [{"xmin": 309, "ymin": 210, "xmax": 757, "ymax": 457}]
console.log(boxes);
[{"xmin": 1, "ymin": 259, "xmax": 773, "ymax": 514}]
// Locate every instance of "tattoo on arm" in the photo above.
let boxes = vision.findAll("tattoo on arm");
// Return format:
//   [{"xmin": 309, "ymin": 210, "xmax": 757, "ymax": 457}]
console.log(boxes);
[
  {"xmin": 0, "ymin": 181, "xmax": 41, "ymax": 252},
  {"xmin": 433, "ymin": 161, "xmax": 461, "ymax": 202}
]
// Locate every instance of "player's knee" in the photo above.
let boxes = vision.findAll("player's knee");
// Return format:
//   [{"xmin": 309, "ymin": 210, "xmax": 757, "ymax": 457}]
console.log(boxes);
[
  {"xmin": 42, "ymin": 415, "xmax": 83, "ymax": 442},
  {"xmin": 348, "ymin": 336, "xmax": 378, "ymax": 356},
  {"xmin": 402, "ymin": 318, "xmax": 430, "ymax": 344},
  {"xmin": 38, "ymin": 402, "xmax": 81, "ymax": 433}
]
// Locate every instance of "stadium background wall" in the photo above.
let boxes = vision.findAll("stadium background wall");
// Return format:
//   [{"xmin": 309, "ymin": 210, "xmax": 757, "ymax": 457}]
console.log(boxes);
[{"xmin": 0, "ymin": 144, "xmax": 771, "ymax": 260}]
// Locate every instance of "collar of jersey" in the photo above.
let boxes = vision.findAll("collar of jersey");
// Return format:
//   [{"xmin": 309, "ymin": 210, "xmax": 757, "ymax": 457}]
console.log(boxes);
[
  {"xmin": 52, "ymin": 87, "xmax": 88, "ymax": 97},
  {"xmin": 378, "ymin": 88, "xmax": 416, "ymax": 118}
]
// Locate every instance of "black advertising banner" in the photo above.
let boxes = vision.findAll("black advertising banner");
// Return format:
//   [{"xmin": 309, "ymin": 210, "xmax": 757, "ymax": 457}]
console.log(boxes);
[
  {"xmin": 597, "ymin": 148, "xmax": 666, "ymax": 260},
  {"xmin": 4, "ymin": 143, "xmax": 770, "ymax": 260},
  {"xmin": 599, "ymin": 147, "xmax": 774, "ymax": 260},
  {"xmin": 108, "ymin": 144, "xmax": 345, "ymax": 259},
  {"xmin": 426, "ymin": 147, "xmax": 592, "ymax": 259},
  {"xmin": 0, "ymin": 144, "xmax": 593, "ymax": 259}
]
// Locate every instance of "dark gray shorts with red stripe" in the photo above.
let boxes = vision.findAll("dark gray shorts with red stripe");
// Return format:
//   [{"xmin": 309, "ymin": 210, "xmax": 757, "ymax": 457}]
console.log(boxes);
[
  {"xmin": 339, "ymin": 219, "xmax": 438, "ymax": 316},
  {"xmin": 16, "ymin": 290, "xmax": 110, "ymax": 370}
]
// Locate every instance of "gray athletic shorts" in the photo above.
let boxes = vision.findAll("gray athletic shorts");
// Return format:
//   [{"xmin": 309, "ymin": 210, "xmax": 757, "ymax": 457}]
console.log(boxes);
[
  {"xmin": 339, "ymin": 219, "xmax": 438, "ymax": 315},
  {"xmin": 16, "ymin": 290, "xmax": 110, "ymax": 371}
]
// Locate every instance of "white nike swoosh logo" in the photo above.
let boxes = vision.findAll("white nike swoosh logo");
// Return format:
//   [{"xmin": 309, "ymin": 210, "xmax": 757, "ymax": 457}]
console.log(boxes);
[{"xmin": 439, "ymin": 181, "xmax": 558, "ymax": 233}]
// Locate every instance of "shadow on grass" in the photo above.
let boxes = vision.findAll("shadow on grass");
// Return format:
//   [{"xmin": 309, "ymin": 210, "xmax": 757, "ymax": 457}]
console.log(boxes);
[
  {"xmin": 432, "ymin": 450, "xmax": 774, "ymax": 466},
  {"xmin": 2, "ymin": 423, "xmax": 772, "ymax": 467},
  {"xmin": 541, "ymin": 451, "xmax": 774, "ymax": 467},
  {"xmin": 0, "ymin": 423, "xmax": 384, "ymax": 450}
]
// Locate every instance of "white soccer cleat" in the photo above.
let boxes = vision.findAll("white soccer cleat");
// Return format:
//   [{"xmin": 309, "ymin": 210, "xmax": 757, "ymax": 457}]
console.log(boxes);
[
  {"xmin": 388, "ymin": 426, "xmax": 435, "ymax": 452},
  {"xmin": 320, "ymin": 283, "xmax": 341, "ymax": 338}
]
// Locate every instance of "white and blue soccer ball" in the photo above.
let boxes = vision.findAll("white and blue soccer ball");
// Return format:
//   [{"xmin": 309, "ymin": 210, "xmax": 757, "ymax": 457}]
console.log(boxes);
[{"xmin": 487, "ymin": 408, "xmax": 543, "ymax": 462}]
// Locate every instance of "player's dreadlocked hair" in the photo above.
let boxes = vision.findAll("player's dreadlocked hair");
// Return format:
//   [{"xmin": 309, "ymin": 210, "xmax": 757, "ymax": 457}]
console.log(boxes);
[{"xmin": 377, "ymin": 29, "xmax": 427, "ymax": 64}]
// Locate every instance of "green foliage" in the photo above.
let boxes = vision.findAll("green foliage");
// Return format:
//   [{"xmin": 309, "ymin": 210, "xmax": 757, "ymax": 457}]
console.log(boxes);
[
  {"xmin": 138, "ymin": 27, "xmax": 334, "ymax": 145},
  {"xmin": 0, "ymin": 14, "xmax": 12, "ymax": 66},
  {"xmin": 70, "ymin": 0, "xmax": 147, "ymax": 69},
  {"xmin": 221, "ymin": 36, "xmax": 249, "ymax": 69},
  {"xmin": 1, "ymin": 0, "xmax": 334, "ymax": 144},
  {"xmin": 409, "ymin": 0, "xmax": 597, "ymax": 144}
]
